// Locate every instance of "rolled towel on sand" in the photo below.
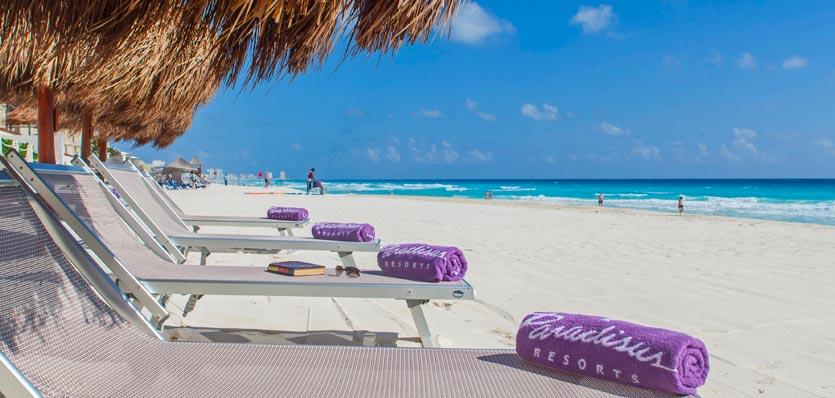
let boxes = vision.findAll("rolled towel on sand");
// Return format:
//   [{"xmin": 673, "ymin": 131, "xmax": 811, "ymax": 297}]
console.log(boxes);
[
  {"xmin": 266, "ymin": 206, "xmax": 308, "ymax": 221},
  {"xmin": 516, "ymin": 312, "xmax": 709, "ymax": 395},
  {"xmin": 377, "ymin": 243, "xmax": 467, "ymax": 282},
  {"xmin": 311, "ymin": 222, "xmax": 375, "ymax": 242}
]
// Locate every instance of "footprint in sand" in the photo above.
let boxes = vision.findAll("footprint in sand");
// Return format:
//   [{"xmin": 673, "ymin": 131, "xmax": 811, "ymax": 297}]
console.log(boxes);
[
  {"xmin": 754, "ymin": 361, "xmax": 782, "ymax": 371},
  {"xmin": 489, "ymin": 328, "xmax": 516, "ymax": 346}
]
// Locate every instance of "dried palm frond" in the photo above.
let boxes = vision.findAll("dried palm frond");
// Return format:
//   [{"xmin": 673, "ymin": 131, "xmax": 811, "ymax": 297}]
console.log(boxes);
[{"xmin": 1, "ymin": 0, "xmax": 460, "ymax": 146}]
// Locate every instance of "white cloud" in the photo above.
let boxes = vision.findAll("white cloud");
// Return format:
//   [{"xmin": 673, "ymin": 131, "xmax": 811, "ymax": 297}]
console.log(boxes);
[
  {"xmin": 477, "ymin": 112, "xmax": 496, "ymax": 122},
  {"xmin": 365, "ymin": 145, "xmax": 401, "ymax": 163},
  {"xmin": 720, "ymin": 127, "xmax": 765, "ymax": 161},
  {"xmin": 586, "ymin": 153, "xmax": 616, "ymax": 162},
  {"xmin": 440, "ymin": 141, "xmax": 460, "ymax": 164},
  {"xmin": 412, "ymin": 109, "xmax": 444, "ymax": 119},
  {"xmin": 291, "ymin": 143, "xmax": 302, "ymax": 151},
  {"xmin": 571, "ymin": 4, "xmax": 615, "ymax": 34},
  {"xmin": 704, "ymin": 50, "xmax": 723, "ymax": 66},
  {"xmin": 782, "ymin": 55, "xmax": 808, "ymax": 70},
  {"xmin": 663, "ymin": 54, "xmax": 685, "ymax": 69},
  {"xmin": 344, "ymin": 109, "xmax": 366, "ymax": 118},
  {"xmin": 631, "ymin": 141, "xmax": 662, "ymax": 160},
  {"xmin": 468, "ymin": 149, "xmax": 494, "ymax": 163},
  {"xmin": 465, "ymin": 98, "xmax": 496, "ymax": 121},
  {"xmin": 732, "ymin": 127, "xmax": 759, "ymax": 155},
  {"xmin": 719, "ymin": 144, "xmax": 741, "ymax": 162},
  {"xmin": 698, "ymin": 143, "xmax": 709, "ymax": 156},
  {"xmin": 411, "ymin": 140, "xmax": 459, "ymax": 164},
  {"xmin": 521, "ymin": 103, "xmax": 559, "ymax": 121},
  {"xmin": 384, "ymin": 145, "xmax": 401, "ymax": 163},
  {"xmin": 599, "ymin": 121, "xmax": 630, "ymax": 136},
  {"xmin": 671, "ymin": 141, "xmax": 686, "ymax": 160},
  {"xmin": 542, "ymin": 154, "xmax": 557, "ymax": 164},
  {"xmin": 365, "ymin": 147, "xmax": 380, "ymax": 162},
  {"xmin": 450, "ymin": 2, "xmax": 515, "ymax": 44},
  {"xmin": 406, "ymin": 139, "xmax": 492, "ymax": 164},
  {"xmin": 813, "ymin": 139, "xmax": 835, "ymax": 157},
  {"xmin": 735, "ymin": 52, "xmax": 757, "ymax": 70}
]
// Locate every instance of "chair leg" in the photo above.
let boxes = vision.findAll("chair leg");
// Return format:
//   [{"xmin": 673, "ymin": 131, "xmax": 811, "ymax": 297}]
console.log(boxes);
[
  {"xmin": 200, "ymin": 248, "xmax": 211, "ymax": 265},
  {"xmin": 406, "ymin": 299, "xmax": 436, "ymax": 348},
  {"xmin": 178, "ymin": 247, "xmax": 188, "ymax": 264},
  {"xmin": 337, "ymin": 251, "xmax": 357, "ymax": 268},
  {"xmin": 183, "ymin": 294, "xmax": 203, "ymax": 317},
  {"xmin": 278, "ymin": 228, "xmax": 297, "ymax": 254}
]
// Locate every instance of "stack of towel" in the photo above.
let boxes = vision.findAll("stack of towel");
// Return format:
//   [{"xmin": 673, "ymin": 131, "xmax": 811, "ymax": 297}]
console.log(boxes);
[
  {"xmin": 376, "ymin": 243, "xmax": 467, "ymax": 282},
  {"xmin": 516, "ymin": 312, "xmax": 709, "ymax": 395},
  {"xmin": 311, "ymin": 222, "xmax": 376, "ymax": 242},
  {"xmin": 266, "ymin": 206, "xmax": 308, "ymax": 221}
]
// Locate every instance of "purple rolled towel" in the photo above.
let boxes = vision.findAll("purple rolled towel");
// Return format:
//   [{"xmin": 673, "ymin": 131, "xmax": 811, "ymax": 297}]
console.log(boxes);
[
  {"xmin": 377, "ymin": 243, "xmax": 467, "ymax": 282},
  {"xmin": 266, "ymin": 206, "xmax": 308, "ymax": 221},
  {"xmin": 311, "ymin": 222, "xmax": 375, "ymax": 242},
  {"xmin": 516, "ymin": 312, "xmax": 709, "ymax": 395}
]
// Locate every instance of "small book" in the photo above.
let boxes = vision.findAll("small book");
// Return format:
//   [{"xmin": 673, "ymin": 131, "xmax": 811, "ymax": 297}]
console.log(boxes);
[{"xmin": 266, "ymin": 261, "xmax": 325, "ymax": 276}]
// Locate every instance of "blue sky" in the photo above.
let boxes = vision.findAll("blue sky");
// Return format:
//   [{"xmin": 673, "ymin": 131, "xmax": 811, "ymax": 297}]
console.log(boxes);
[{"xmin": 120, "ymin": 1, "xmax": 835, "ymax": 179}]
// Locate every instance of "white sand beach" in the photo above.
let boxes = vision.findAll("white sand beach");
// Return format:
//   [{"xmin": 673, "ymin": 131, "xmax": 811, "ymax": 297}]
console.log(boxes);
[{"xmin": 163, "ymin": 185, "xmax": 835, "ymax": 398}]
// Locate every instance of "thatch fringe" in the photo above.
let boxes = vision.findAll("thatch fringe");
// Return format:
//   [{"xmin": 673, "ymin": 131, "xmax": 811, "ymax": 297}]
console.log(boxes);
[{"xmin": 1, "ymin": 0, "xmax": 459, "ymax": 146}]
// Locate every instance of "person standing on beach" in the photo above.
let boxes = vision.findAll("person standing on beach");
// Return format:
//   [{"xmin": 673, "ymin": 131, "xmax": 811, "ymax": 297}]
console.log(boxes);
[
  {"xmin": 677, "ymin": 196, "xmax": 685, "ymax": 215},
  {"xmin": 306, "ymin": 168, "xmax": 315, "ymax": 194},
  {"xmin": 265, "ymin": 171, "xmax": 272, "ymax": 189},
  {"xmin": 598, "ymin": 193, "xmax": 604, "ymax": 207}
]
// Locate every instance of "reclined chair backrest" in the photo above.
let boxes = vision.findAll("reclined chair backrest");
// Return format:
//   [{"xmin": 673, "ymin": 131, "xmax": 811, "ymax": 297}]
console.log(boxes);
[
  {"xmin": 36, "ymin": 166, "xmax": 178, "ymax": 280},
  {"xmin": 2, "ymin": 152, "xmax": 169, "ymax": 323},
  {"xmin": 90, "ymin": 156, "xmax": 191, "ymax": 236},
  {"xmin": 0, "ymin": 173, "xmax": 162, "ymax": 396},
  {"xmin": 82, "ymin": 156, "xmax": 188, "ymax": 262}
]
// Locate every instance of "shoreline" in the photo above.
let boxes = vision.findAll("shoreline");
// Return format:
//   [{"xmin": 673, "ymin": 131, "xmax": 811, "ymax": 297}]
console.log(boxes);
[
  {"xmin": 288, "ymin": 188, "xmax": 835, "ymax": 229},
  {"xmin": 215, "ymin": 181, "xmax": 835, "ymax": 227}
]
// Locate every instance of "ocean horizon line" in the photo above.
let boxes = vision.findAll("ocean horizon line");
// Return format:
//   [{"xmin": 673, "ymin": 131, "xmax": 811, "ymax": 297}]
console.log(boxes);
[{"xmin": 214, "ymin": 177, "xmax": 835, "ymax": 226}]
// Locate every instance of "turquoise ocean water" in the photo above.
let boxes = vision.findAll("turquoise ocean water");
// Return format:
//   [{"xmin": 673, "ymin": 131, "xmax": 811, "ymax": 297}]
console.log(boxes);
[{"xmin": 237, "ymin": 179, "xmax": 835, "ymax": 226}]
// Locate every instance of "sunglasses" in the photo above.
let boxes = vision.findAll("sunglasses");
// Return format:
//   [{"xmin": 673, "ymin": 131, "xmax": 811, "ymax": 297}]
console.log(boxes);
[{"xmin": 334, "ymin": 265, "xmax": 361, "ymax": 278}]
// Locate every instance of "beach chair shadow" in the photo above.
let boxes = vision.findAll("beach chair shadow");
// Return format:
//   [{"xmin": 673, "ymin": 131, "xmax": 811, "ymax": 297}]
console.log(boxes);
[
  {"xmin": 165, "ymin": 326, "xmax": 400, "ymax": 347},
  {"xmin": 1, "ymin": 196, "xmax": 120, "ymax": 355}
]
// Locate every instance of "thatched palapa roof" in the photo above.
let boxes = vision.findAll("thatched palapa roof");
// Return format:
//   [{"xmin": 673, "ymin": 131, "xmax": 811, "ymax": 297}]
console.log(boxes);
[{"xmin": 0, "ymin": 0, "xmax": 460, "ymax": 146}]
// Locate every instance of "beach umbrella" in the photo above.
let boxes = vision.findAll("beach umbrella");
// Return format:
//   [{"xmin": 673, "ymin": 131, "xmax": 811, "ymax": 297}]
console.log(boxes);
[
  {"xmin": 0, "ymin": 1, "xmax": 460, "ymax": 161},
  {"xmin": 164, "ymin": 157, "xmax": 198, "ymax": 172}
]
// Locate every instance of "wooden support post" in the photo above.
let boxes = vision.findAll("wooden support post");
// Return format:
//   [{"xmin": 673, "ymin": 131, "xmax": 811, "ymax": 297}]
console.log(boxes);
[
  {"xmin": 81, "ymin": 109, "xmax": 93, "ymax": 162},
  {"xmin": 36, "ymin": 86, "xmax": 56, "ymax": 164},
  {"xmin": 97, "ymin": 135, "xmax": 107, "ymax": 161}
]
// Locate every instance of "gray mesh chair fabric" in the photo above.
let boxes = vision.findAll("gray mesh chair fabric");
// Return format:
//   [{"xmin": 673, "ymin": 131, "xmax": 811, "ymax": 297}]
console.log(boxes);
[
  {"xmin": 105, "ymin": 165, "xmax": 379, "ymax": 255},
  {"xmin": 0, "ymin": 184, "xmax": 678, "ymax": 398},
  {"xmin": 110, "ymin": 166, "xmax": 306, "ymax": 233},
  {"xmin": 40, "ymin": 172, "xmax": 470, "ymax": 293},
  {"xmin": 109, "ymin": 166, "xmax": 192, "ymax": 234},
  {"xmin": 139, "ymin": 169, "xmax": 307, "ymax": 228}
]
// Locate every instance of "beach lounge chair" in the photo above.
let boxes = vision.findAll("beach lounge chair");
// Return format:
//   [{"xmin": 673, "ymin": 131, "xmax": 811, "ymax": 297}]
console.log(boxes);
[
  {"xmin": 2, "ymin": 151, "xmax": 471, "ymax": 347},
  {"xmin": 120, "ymin": 156, "xmax": 309, "ymax": 234},
  {"xmin": 0, "ymin": 163, "xmax": 683, "ymax": 398},
  {"xmin": 79, "ymin": 156, "xmax": 379, "ymax": 266}
]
